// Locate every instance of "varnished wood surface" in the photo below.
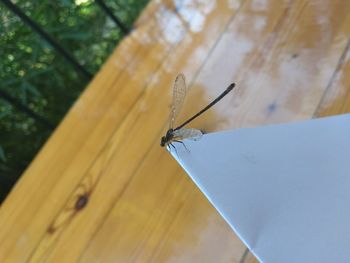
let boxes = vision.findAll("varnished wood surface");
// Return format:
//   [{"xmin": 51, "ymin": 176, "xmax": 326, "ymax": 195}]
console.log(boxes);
[{"xmin": 1, "ymin": 0, "xmax": 349, "ymax": 262}]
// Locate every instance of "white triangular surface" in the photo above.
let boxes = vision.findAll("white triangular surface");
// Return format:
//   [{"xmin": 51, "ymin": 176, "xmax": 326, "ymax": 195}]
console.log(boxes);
[{"xmin": 170, "ymin": 113, "xmax": 350, "ymax": 263}]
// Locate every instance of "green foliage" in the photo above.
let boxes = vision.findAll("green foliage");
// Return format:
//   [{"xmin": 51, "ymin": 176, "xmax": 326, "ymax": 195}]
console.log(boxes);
[{"xmin": 0, "ymin": 0, "xmax": 149, "ymax": 201}]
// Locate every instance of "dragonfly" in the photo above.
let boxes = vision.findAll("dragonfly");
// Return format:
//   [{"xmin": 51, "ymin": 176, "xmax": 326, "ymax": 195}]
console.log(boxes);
[{"xmin": 160, "ymin": 74, "xmax": 235, "ymax": 150}]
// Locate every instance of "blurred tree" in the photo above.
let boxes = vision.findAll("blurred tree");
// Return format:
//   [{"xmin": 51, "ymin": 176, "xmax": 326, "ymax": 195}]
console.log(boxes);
[{"xmin": 0, "ymin": 0, "xmax": 149, "ymax": 202}]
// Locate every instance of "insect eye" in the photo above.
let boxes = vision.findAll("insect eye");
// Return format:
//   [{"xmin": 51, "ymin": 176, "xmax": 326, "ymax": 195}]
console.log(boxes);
[{"xmin": 160, "ymin": 136, "xmax": 165, "ymax": 146}]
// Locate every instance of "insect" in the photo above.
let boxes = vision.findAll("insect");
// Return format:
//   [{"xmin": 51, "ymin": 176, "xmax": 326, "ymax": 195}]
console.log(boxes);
[{"xmin": 160, "ymin": 74, "xmax": 235, "ymax": 150}]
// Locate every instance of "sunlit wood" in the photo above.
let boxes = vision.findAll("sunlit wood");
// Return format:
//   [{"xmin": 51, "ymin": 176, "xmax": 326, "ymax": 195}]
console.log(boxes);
[{"xmin": 1, "ymin": 0, "xmax": 350, "ymax": 262}]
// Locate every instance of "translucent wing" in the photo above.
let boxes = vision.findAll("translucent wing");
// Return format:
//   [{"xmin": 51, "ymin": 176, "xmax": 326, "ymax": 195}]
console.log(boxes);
[
  {"xmin": 169, "ymin": 74, "xmax": 187, "ymax": 129},
  {"xmin": 173, "ymin": 128, "xmax": 203, "ymax": 141}
]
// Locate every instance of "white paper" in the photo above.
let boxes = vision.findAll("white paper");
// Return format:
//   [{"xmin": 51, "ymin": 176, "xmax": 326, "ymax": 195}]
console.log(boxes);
[{"xmin": 170, "ymin": 113, "xmax": 350, "ymax": 263}]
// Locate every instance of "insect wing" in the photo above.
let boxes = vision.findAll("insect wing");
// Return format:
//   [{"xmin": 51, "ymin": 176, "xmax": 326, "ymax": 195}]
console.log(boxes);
[
  {"xmin": 173, "ymin": 128, "xmax": 203, "ymax": 141},
  {"xmin": 168, "ymin": 74, "xmax": 187, "ymax": 129}
]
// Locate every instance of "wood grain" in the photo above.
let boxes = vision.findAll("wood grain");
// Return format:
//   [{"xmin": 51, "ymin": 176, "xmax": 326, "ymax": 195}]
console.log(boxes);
[{"xmin": 1, "ymin": 0, "xmax": 350, "ymax": 262}]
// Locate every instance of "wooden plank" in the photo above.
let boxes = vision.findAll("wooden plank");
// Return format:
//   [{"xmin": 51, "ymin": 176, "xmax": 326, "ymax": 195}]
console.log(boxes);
[
  {"xmin": 0, "ymin": 0, "xmax": 349, "ymax": 262},
  {"xmin": 192, "ymin": 0, "xmax": 350, "ymax": 129},
  {"xmin": 0, "ymin": 0, "xmax": 190, "ymax": 261},
  {"xmin": 80, "ymin": 0, "xmax": 350, "ymax": 262},
  {"xmin": 29, "ymin": 1, "xmax": 246, "ymax": 262}
]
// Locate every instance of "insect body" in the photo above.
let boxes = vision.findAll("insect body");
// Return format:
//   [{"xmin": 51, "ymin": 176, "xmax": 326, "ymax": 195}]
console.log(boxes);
[
  {"xmin": 160, "ymin": 128, "xmax": 203, "ymax": 147},
  {"xmin": 161, "ymin": 74, "xmax": 235, "ymax": 149}
]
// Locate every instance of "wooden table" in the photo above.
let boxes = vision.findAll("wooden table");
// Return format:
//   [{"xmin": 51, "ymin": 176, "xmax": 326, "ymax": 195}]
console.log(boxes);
[{"xmin": 1, "ymin": 0, "xmax": 349, "ymax": 262}]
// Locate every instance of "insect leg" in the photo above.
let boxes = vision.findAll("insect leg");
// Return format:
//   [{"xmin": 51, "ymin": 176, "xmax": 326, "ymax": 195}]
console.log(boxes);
[
  {"xmin": 173, "ymin": 140, "xmax": 190, "ymax": 152},
  {"xmin": 169, "ymin": 143, "xmax": 178, "ymax": 156}
]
